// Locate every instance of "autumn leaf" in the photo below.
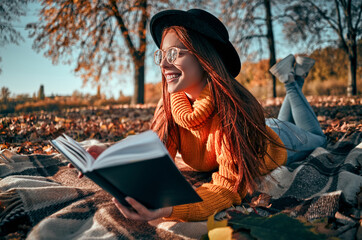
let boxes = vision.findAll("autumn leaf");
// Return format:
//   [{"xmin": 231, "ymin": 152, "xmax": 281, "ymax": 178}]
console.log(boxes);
[
  {"xmin": 201, "ymin": 211, "xmax": 233, "ymax": 240},
  {"xmin": 208, "ymin": 226, "xmax": 234, "ymax": 240},
  {"xmin": 228, "ymin": 213, "xmax": 327, "ymax": 240},
  {"xmin": 0, "ymin": 144, "xmax": 8, "ymax": 150},
  {"xmin": 207, "ymin": 211, "xmax": 228, "ymax": 231},
  {"xmin": 249, "ymin": 193, "xmax": 272, "ymax": 208},
  {"xmin": 299, "ymin": 217, "xmax": 339, "ymax": 238}
]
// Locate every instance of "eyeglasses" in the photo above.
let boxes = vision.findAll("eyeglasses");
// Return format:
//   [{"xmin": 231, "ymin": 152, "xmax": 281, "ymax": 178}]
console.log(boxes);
[{"xmin": 154, "ymin": 47, "xmax": 190, "ymax": 65}]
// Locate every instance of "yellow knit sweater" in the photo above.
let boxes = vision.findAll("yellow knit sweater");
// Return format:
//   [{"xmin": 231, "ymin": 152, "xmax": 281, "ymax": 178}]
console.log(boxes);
[{"xmin": 162, "ymin": 86, "xmax": 287, "ymax": 221}]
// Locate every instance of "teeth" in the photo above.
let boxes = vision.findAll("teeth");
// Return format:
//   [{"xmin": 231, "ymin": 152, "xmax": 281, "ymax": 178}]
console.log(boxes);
[{"xmin": 166, "ymin": 74, "xmax": 179, "ymax": 80}]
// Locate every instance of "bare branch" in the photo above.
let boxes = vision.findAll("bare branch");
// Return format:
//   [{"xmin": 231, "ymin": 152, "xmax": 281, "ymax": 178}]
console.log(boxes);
[
  {"xmin": 241, "ymin": 34, "xmax": 268, "ymax": 40},
  {"xmin": 354, "ymin": 2, "xmax": 362, "ymax": 30},
  {"xmin": 108, "ymin": 0, "xmax": 136, "ymax": 60},
  {"xmin": 305, "ymin": 0, "xmax": 339, "ymax": 33},
  {"xmin": 334, "ymin": 0, "xmax": 348, "ymax": 51},
  {"xmin": 137, "ymin": 0, "xmax": 148, "ymax": 60}
]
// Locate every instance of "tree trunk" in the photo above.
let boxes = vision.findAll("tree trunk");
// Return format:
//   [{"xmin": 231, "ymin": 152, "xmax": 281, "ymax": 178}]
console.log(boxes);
[
  {"xmin": 345, "ymin": 0, "xmax": 357, "ymax": 96},
  {"xmin": 132, "ymin": 60, "xmax": 145, "ymax": 104},
  {"xmin": 131, "ymin": 0, "xmax": 147, "ymax": 104},
  {"xmin": 96, "ymin": 84, "xmax": 101, "ymax": 99},
  {"xmin": 264, "ymin": 0, "xmax": 277, "ymax": 98},
  {"xmin": 347, "ymin": 41, "xmax": 357, "ymax": 96}
]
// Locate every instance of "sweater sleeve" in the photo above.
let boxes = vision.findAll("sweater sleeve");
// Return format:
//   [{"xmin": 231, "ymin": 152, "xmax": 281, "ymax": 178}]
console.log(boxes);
[
  {"xmin": 164, "ymin": 127, "xmax": 287, "ymax": 222},
  {"xmin": 164, "ymin": 134, "xmax": 244, "ymax": 222}
]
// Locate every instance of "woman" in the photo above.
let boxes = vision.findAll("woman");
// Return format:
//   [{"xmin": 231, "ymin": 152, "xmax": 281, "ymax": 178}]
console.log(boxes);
[{"xmin": 88, "ymin": 9, "xmax": 326, "ymax": 222}]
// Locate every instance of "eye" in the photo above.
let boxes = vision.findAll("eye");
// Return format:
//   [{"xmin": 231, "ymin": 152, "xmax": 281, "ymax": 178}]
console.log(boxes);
[{"xmin": 167, "ymin": 48, "xmax": 178, "ymax": 63}]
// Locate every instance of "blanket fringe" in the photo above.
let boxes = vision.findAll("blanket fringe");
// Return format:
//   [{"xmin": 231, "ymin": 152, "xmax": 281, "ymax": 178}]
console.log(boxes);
[{"xmin": 0, "ymin": 189, "xmax": 25, "ymax": 226}]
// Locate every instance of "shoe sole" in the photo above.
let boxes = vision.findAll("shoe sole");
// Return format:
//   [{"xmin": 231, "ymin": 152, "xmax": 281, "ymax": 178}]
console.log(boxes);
[
  {"xmin": 269, "ymin": 54, "xmax": 295, "ymax": 82},
  {"xmin": 269, "ymin": 54, "xmax": 295, "ymax": 75}
]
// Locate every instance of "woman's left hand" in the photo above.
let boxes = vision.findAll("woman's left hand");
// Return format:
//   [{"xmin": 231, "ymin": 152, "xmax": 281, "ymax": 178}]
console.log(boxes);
[{"xmin": 113, "ymin": 197, "xmax": 173, "ymax": 221}]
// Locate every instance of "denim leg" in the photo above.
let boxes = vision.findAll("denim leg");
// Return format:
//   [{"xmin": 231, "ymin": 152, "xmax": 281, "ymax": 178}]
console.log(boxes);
[
  {"xmin": 268, "ymin": 76, "xmax": 326, "ymax": 164},
  {"xmin": 266, "ymin": 118, "xmax": 326, "ymax": 164},
  {"xmin": 277, "ymin": 76, "xmax": 305, "ymax": 124},
  {"xmin": 283, "ymin": 80, "xmax": 324, "ymax": 137}
]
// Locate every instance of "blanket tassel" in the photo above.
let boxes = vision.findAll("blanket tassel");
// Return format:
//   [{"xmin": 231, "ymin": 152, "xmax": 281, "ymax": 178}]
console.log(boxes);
[{"xmin": 0, "ymin": 189, "xmax": 25, "ymax": 227}]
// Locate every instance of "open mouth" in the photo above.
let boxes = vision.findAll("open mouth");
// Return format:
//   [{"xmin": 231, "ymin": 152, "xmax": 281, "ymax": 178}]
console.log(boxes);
[{"xmin": 166, "ymin": 74, "xmax": 181, "ymax": 82}]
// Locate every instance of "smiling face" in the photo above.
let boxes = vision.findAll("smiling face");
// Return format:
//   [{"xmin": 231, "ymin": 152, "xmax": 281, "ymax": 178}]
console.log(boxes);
[{"xmin": 160, "ymin": 30, "xmax": 206, "ymax": 100}]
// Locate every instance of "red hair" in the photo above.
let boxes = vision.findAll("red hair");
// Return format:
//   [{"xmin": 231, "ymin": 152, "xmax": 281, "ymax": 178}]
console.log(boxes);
[{"xmin": 151, "ymin": 26, "xmax": 277, "ymax": 194}]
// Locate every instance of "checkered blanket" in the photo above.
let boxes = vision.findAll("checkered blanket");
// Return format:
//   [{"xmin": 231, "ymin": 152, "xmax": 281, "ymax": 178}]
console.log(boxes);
[{"xmin": 0, "ymin": 132, "xmax": 361, "ymax": 239}]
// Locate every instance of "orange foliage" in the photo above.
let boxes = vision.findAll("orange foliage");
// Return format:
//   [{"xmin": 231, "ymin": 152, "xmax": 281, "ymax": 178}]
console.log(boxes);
[
  {"xmin": 144, "ymin": 82, "xmax": 162, "ymax": 104},
  {"xmin": 237, "ymin": 59, "xmax": 271, "ymax": 87}
]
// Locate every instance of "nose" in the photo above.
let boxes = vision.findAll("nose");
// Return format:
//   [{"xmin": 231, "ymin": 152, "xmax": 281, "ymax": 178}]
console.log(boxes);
[{"xmin": 160, "ymin": 54, "xmax": 172, "ymax": 68}]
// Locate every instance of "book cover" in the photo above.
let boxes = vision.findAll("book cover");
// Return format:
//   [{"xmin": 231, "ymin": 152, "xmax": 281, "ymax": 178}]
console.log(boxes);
[{"xmin": 50, "ymin": 130, "xmax": 202, "ymax": 209}]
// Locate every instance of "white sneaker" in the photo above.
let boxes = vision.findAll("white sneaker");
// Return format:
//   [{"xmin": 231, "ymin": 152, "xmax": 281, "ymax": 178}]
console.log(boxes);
[
  {"xmin": 295, "ymin": 56, "xmax": 315, "ymax": 77},
  {"xmin": 269, "ymin": 54, "xmax": 295, "ymax": 83}
]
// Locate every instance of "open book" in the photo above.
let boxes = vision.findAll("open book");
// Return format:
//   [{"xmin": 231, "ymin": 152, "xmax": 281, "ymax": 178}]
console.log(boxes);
[{"xmin": 50, "ymin": 130, "xmax": 202, "ymax": 209}]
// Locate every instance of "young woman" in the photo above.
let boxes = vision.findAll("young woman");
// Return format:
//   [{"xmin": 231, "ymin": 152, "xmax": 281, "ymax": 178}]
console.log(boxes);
[{"xmin": 88, "ymin": 9, "xmax": 326, "ymax": 222}]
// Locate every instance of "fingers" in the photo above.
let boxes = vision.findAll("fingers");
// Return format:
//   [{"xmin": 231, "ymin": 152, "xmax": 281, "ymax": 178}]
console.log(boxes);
[
  {"xmin": 113, "ymin": 198, "xmax": 143, "ymax": 220},
  {"xmin": 87, "ymin": 145, "xmax": 107, "ymax": 159},
  {"xmin": 125, "ymin": 197, "xmax": 149, "ymax": 216},
  {"xmin": 67, "ymin": 163, "xmax": 83, "ymax": 178}
]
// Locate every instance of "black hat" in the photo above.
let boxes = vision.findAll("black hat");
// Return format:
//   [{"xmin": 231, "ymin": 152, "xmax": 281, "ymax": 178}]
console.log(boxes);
[{"xmin": 150, "ymin": 9, "xmax": 241, "ymax": 77}]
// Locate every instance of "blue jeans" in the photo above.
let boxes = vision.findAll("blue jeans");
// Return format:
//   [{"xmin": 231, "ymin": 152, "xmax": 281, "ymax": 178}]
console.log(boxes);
[{"xmin": 266, "ymin": 76, "xmax": 326, "ymax": 164}]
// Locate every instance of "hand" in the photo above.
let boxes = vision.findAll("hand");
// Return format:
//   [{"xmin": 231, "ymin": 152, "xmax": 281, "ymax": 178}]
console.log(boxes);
[
  {"xmin": 113, "ymin": 197, "xmax": 173, "ymax": 221},
  {"xmin": 67, "ymin": 163, "xmax": 84, "ymax": 178},
  {"xmin": 67, "ymin": 144, "xmax": 107, "ymax": 178},
  {"xmin": 86, "ymin": 145, "xmax": 107, "ymax": 159}
]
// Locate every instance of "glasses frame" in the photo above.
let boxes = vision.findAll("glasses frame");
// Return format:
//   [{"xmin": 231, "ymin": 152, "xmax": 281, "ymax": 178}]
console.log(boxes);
[{"xmin": 154, "ymin": 47, "xmax": 190, "ymax": 65}]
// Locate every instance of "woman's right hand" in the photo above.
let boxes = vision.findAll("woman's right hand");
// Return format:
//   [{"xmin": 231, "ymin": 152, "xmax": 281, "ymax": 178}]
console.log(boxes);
[{"xmin": 68, "ymin": 145, "xmax": 107, "ymax": 178}]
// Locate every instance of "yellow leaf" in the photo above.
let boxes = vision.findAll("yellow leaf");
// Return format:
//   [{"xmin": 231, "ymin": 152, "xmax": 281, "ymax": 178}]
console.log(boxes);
[
  {"xmin": 207, "ymin": 211, "xmax": 228, "ymax": 231},
  {"xmin": 208, "ymin": 226, "xmax": 233, "ymax": 240}
]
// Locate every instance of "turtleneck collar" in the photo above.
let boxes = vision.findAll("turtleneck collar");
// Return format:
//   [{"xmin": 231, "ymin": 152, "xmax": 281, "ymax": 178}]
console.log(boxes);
[{"xmin": 170, "ymin": 86, "xmax": 215, "ymax": 130}]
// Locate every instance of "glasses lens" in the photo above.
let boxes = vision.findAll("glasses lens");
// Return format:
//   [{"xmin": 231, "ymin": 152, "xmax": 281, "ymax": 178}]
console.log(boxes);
[
  {"xmin": 154, "ymin": 50, "xmax": 163, "ymax": 65},
  {"xmin": 167, "ymin": 48, "xmax": 178, "ymax": 64}
]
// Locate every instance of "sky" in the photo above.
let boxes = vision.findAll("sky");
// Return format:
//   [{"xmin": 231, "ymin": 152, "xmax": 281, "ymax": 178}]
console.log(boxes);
[
  {"xmin": 0, "ymin": 3, "xmax": 161, "ymax": 99},
  {"xmin": 0, "ymin": 3, "xmax": 304, "ymax": 99}
]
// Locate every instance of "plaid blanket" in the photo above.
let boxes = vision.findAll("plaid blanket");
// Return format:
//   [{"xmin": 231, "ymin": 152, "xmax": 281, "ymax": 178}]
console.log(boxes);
[{"xmin": 0, "ymin": 132, "xmax": 361, "ymax": 239}]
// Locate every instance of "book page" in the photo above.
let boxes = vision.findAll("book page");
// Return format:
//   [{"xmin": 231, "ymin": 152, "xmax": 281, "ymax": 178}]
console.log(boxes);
[
  {"xmin": 51, "ymin": 138, "xmax": 87, "ymax": 171},
  {"xmin": 52, "ymin": 134, "xmax": 95, "ymax": 171},
  {"xmin": 62, "ymin": 134, "xmax": 95, "ymax": 169},
  {"xmin": 91, "ymin": 131, "xmax": 168, "ymax": 171}
]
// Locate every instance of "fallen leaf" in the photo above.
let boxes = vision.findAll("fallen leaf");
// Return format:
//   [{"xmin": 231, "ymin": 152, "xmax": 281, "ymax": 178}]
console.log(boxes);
[
  {"xmin": 249, "ymin": 193, "xmax": 272, "ymax": 208},
  {"xmin": 208, "ymin": 226, "xmax": 233, "ymax": 240},
  {"xmin": 207, "ymin": 211, "xmax": 228, "ymax": 231},
  {"xmin": 228, "ymin": 213, "xmax": 327, "ymax": 240}
]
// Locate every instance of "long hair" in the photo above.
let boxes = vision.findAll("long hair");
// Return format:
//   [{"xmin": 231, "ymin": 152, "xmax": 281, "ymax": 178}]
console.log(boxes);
[{"xmin": 151, "ymin": 26, "xmax": 277, "ymax": 194}]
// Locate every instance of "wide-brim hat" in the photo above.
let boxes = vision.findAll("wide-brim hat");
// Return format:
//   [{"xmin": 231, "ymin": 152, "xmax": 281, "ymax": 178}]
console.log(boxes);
[{"xmin": 150, "ymin": 9, "xmax": 241, "ymax": 78}]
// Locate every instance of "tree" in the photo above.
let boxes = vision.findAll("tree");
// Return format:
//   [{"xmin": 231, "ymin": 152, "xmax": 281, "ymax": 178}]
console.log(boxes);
[
  {"xmin": 38, "ymin": 84, "xmax": 45, "ymax": 100},
  {"xmin": 283, "ymin": 0, "xmax": 362, "ymax": 96},
  {"xmin": 0, "ymin": 0, "xmax": 31, "ymax": 74},
  {"xmin": 220, "ymin": 0, "xmax": 286, "ymax": 98},
  {"xmin": 1, "ymin": 87, "xmax": 11, "ymax": 103},
  {"xmin": 27, "ymin": 0, "xmax": 195, "ymax": 104}
]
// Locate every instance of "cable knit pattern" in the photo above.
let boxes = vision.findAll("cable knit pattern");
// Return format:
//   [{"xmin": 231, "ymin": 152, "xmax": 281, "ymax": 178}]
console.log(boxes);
[
  {"xmin": 171, "ymin": 87, "xmax": 214, "ymax": 130},
  {"xmin": 163, "ymin": 86, "xmax": 287, "ymax": 221}
]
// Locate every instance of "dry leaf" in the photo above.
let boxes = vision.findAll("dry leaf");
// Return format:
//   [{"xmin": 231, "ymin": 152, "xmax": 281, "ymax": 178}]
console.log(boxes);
[
  {"xmin": 208, "ymin": 226, "xmax": 233, "ymax": 240},
  {"xmin": 207, "ymin": 211, "xmax": 228, "ymax": 231},
  {"xmin": 249, "ymin": 193, "xmax": 272, "ymax": 208}
]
